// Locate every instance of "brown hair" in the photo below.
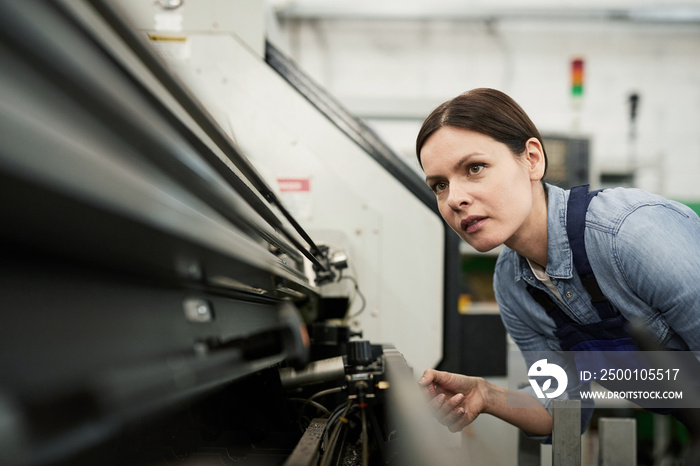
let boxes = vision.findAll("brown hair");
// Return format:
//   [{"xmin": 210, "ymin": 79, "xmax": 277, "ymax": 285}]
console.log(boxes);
[{"xmin": 416, "ymin": 88, "xmax": 547, "ymax": 180}]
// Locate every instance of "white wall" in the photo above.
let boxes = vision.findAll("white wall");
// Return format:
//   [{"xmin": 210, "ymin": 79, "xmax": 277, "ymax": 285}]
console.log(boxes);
[{"xmin": 272, "ymin": 13, "xmax": 700, "ymax": 201}]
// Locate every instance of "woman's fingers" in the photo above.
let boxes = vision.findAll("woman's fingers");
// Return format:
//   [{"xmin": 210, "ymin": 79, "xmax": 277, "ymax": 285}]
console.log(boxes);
[
  {"xmin": 430, "ymin": 393, "xmax": 447, "ymax": 411},
  {"xmin": 440, "ymin": 393, "xmax": 472, "ymax": 432},
  {"xmin": 448, "ymin": 409, "xmax": 471, "ymax": 432},
  {"xmin": 439, "ymin": 393, "xmax": 464, "ymax": 417},
  {"xmin": 431, "ymin": 393, "xmax": 468, "ymax": 428}
]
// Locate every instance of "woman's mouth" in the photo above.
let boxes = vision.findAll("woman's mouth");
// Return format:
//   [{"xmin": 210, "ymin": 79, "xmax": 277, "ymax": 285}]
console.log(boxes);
[{"xmin": 460, "ymin": 216, "xmax": 487, "ymax": 234}]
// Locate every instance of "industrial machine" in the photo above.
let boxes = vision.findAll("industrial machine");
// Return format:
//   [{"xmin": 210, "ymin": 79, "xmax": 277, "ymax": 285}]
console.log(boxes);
[{"xmin": 0, "ymin": 0, "xmax": 464, "ymax": 464}]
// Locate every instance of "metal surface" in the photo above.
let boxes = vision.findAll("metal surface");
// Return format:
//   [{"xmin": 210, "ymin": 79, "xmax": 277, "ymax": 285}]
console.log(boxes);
[
  {"xmin": 552, "ymin": 399, "xmax": 582, "ymax": 466},
  {"xmin": 0, "ymin": 1, "xmax": 316, "ymax": 464},
  {"xmin": 0, "ymin": 0, "xmax": 314, "ymax": 293},
  {"xmin": 279, "ymin": 356, "xmax": 346, "ymax": 388},
  {"xmin": 382, "ymin": 346, "xmax": 468, "ymax": 465},
  {"xmin": 91, "ymin": 0, "xmax": 330, "ymax": 273},
  {"xmin": 283, "ymin": 418, "xmax": 328, "ymax": 466},
  {"xmin": 124, "ymin": 0, "xmax": 449, "ymax": 371},
  {"xmin": 598, "ymin": 418, "xmax": 637, "ymax": 466},
  {"xmin": 183, "ymin": 298, "xmax": 214, "ymax": 323},
  {"xmin": 0, "ymin": 252, "xmax": 310, "ymax": 465}
]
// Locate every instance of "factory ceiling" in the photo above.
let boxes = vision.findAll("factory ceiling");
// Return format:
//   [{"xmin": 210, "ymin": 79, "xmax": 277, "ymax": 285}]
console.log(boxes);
[{"xmin": 270, "ymin": 0, "xmax": 700, "ymax": 24}]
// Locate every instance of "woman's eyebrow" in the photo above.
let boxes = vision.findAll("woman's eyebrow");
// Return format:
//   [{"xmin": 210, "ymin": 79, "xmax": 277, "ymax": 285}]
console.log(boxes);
[
  {"xmin": 452, "ymin": 152, "xmax": 483, "ymax": 171},
  {"xmin": 425, "ymin": 174, "xmax": 441, "ymax": 185}
]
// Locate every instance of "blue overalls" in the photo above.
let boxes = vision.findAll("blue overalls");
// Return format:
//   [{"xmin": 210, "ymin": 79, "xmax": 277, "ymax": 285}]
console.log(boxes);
[
  {"xmin": 527, "ymin": 184, "xmax": 639, "ymax": 353},
  {"xmin": 526, "ymin": 184, "xmax": 678, "ymax": 415}
]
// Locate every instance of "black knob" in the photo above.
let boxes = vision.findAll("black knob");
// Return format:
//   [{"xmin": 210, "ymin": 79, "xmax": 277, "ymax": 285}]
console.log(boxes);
[{"xmin": 347, "ymin": 340, "xmax": 373, "ymax": 366}]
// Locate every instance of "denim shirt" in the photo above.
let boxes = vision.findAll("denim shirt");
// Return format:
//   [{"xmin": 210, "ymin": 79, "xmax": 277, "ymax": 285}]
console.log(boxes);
[{"xmin": 494, "ymin": 184, "xmax": 700, "ymax": 428}]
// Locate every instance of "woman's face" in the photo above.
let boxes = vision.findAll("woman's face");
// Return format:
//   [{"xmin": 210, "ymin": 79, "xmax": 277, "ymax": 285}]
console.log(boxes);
[{"xmin": 420, "ymin": 126, "xmax": 545, "ymax": 253}]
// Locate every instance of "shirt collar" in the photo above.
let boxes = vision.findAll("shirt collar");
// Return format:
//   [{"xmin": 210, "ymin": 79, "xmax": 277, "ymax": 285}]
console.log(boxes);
[
  {"xmin": 545, "ymin": 184, "xmax": 574, "ymax": 279},
  {"xmin": 512, "ymin": 184, "xmax": 574, "ymax": 282}
]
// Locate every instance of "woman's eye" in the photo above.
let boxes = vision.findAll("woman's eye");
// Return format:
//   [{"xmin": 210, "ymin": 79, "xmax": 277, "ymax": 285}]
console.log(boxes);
[
  {"xmin": 468, "ymin": 164, "xmax": 485, "ymax": 175},
  {"xmin": 433, "ymin": 182, "xmax": 447, "ymax": 193}
]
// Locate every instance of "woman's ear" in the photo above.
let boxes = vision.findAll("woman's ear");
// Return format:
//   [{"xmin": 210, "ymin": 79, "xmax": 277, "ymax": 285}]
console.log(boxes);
[{"xmin": 524, "ymin": 137, "xmax": 546, "ymax": 181}]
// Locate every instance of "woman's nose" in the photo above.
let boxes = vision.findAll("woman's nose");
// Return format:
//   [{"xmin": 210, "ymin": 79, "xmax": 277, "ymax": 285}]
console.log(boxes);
[{"xmin": 446, "ymin": 183, "xmax": 471, "ymax": 211}]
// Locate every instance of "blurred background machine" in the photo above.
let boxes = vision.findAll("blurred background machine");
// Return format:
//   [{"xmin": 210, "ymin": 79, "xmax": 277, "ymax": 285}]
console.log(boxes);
[{"xmin": 0, "ymin": 0, "xmax": 464, "ymax": 464}]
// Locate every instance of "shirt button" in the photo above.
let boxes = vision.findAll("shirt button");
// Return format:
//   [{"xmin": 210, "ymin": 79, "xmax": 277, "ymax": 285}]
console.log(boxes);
[{"xmin": 565, "ymin": 291, "xmax": 573, "ymax": 298}]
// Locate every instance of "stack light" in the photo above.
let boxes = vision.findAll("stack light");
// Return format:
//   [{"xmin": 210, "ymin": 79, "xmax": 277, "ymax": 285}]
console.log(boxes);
[{"xmin": 571, "ymin": 58, "xmax": 584, "ymax": 97}]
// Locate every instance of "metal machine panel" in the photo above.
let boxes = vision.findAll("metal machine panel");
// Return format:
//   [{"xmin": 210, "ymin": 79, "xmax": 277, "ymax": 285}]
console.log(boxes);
[
  {"xmin": 114, "ymin": 0, "xmax": 448, "ymax": 372},
  {"xmin": 0, "ymin": 1, "xmax": 462, "ymax": 464},
  {"xmin": 0, "ymin": 1, "xmax": 317, "ymax": 463}
]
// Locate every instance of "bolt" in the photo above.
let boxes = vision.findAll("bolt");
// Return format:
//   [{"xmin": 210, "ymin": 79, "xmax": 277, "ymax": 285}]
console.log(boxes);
[{"xmin": 184, "ymin": 298, "xmax": 213, "ymax": 322}]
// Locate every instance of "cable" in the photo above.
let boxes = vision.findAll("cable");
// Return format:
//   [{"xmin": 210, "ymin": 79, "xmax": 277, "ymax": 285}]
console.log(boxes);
[
  {"xmin": 325, "ymin": 401, "xmax": 352, "ymax": 431},
  {"xmin": 307, "ymin": 386, "xmax": 344, "ymax": 404},
  {"xmin": 361, "ymin": 407, "xmax": 369, "ymax": 466},
  {"xmin": 289, "ymin": 398, "xmax": 331, "ymax": 417},
  {"xmin": 320, "ymin": 401, "xmax": 353, "ymax": 466},
  {"xmin": 339, "ymin": 274, "xmax": 366, "ymax": 322},
  {"xmin": 295, "ymin": 386, "xmax": 344, "ymax": 428}
]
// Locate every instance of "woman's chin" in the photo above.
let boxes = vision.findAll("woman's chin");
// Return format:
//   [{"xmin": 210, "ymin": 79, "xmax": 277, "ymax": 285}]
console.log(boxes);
[{"xmin": 462, "ymin": 237, "xmax": 501, "ymax": 253}]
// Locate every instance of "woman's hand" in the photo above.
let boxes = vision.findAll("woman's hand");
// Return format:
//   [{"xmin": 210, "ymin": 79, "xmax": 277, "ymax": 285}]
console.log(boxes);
[
  {"xmin": 419, "ymin": 368, "xmax": 553, "ymax": 436},
  {"xmin": 418, "ymin": 369, "xmax": 488, "ymax": 432}
]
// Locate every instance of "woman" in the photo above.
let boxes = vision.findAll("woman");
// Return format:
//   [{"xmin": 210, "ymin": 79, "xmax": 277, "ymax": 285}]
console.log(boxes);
[{"xmin": 416, "ymin": 88, "xmax": 700, "ymax": 437}]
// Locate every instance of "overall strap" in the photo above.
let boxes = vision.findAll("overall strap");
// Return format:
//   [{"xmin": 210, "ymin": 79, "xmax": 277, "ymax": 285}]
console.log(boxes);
[{"xmin": 566, "ymin": 185, "xmax": 618, "ymax": 320}]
